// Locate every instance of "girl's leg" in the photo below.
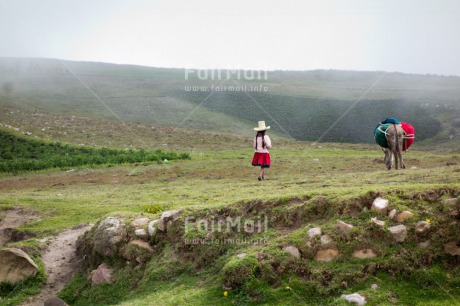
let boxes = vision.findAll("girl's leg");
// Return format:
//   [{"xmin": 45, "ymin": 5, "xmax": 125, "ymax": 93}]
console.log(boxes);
[{"xmin": 258, "ymin": 168, "xmax": 264, "ymax": 180}]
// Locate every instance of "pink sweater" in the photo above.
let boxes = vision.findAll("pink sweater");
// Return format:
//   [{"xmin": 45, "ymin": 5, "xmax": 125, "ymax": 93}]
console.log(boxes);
[{"xmin": 253, "ymin": 135, "xmax": 272, "ymax": 153}]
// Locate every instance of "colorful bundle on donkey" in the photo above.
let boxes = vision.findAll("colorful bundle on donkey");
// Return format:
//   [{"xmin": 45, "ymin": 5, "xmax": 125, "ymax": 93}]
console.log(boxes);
[
  {"xmin": 373, "ymin": 118, "xmax": 415, "ymax": 151},
  {"xmin": 400, "ymin": 122, "xmax": 415, "ymax": 151}
]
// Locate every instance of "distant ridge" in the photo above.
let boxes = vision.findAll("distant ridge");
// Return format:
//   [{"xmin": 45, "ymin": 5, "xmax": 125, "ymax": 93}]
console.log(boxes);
[{"xmin": 1, "ymin": 57, "xmax": 459, "ymax": 146}]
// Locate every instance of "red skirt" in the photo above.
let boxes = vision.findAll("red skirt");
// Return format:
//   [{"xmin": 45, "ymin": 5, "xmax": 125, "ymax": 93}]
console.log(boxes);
[{"xmin": 252, "ymin": 152, "xmax": 271, "ymax": 168}]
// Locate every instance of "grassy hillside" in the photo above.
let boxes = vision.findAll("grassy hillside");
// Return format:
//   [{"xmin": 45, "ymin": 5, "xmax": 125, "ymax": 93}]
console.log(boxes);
[
  {"xmin": 0, "ymin": 141, "xmax": 459, "ymax": 305},
  {"xmin": 1, "ymin": 58, "xmax": 459, "ymax": 146},
  {"xmin": 173, "ymin": 90, "xmax": 442, "ymax": 142}
]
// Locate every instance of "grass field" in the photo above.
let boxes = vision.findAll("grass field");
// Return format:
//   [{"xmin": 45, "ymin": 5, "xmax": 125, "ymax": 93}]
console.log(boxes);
[{"xmin": 1, "ymin": 133, "xmax": 459, "ymax": 305}]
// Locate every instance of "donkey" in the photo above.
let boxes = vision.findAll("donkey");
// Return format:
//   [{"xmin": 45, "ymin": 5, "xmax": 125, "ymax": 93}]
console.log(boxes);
[{"xmin": 383, "ymin": 123, "xmax": 406, "ymax": 170}]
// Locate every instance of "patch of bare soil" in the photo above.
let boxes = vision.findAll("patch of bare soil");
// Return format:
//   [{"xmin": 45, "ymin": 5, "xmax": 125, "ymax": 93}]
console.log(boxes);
[
  {"xmin": 22, "ymin": 224, "xmax": 92, "ymax": 306},
  {"xmin": 0, "ymin": 207, "xmax": 39, "ymax": 247}
]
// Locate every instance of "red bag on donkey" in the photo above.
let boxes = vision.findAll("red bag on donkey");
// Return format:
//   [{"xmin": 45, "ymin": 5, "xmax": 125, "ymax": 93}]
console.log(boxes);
[{"xmin": 400, "ymin": 122, "xmax": 415, "ymax": 151}]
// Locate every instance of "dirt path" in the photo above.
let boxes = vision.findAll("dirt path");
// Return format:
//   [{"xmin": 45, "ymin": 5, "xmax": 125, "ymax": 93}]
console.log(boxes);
[
  {"xmin": 1, "ymin": 207, "xmax": 93, "ymax": 305},
  {"xmin": 22, "ymin": 224, "xmax": 92, "ymax": 306},
  {"xmin": 0, "ymin": 207, "xmax": 39, "ymax": 247}
]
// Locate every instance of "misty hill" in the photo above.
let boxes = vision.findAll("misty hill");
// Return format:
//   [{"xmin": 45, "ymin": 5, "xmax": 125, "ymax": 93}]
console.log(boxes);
[{"xmin": 1, "ymin": 57, "xmax": 459, "ymax": 146}]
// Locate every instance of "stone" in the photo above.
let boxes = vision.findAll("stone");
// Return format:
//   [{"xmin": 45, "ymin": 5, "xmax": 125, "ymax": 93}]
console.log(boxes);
[
  {"xmin": 372, "ymin": 197, "xmax": 388, "ymax": 215},
  {"xmin": 340, "ymin": 293, "xmax": 366, "ymax": 306},
  {"xmin": 44, "ymin": 297, "xmax": 69, "ymax": 306},
  {"xmin": 388, "ymin": 225, "xmax": 407, "ymax": 242},
  {"xmin": 308, "ymin": 227, "xmax": 322, "ymax": 239},
  {"xmin": 444, "ymin": 198, "xmax": 458, "ymax": 205},
  {"xmin": 371, "ymin": 284, "xmax": 378, "ymax": 290},
  {"xmin": 128, "ymin": 240, "xmax": 154, "ymax": 253},
  {"xmin": 161, "ymin": 210, "xmax": 181, "ymax": 220},
  {"xmin": 396, "ymin": 211, "xmax": 414, "ymax": 223},
  {"xmin": 388, "ymin": 209, "xmax": 397, "ymax": 219},
  {"xmin": 336, "ymin": 221, "xmax": 353, "ymax": 235},
  {"xmin": 320, "ymin": 235, "xmax": 333, "ymax": 247},
  {"xmin": 93, "ymin": 217, "xmax": 127, "ymax": 257},
  {"xmin": 314, "ymin": 249, "xmax": 339, "ymax": 262},
  {"xmin": 283, "ymin": 246, "xmax": 301, "ymax": 259},
  {"xmin": 157, "ymin": 210, "xmax": 181, "ymax": 232},
  {"xmin": 167, "ymin": 220, "xmax": 173, "ymax": 231},
  {"xmin": 415, "ymin": 221, "xmax": 431, "ymax": 234},
  {"xmin": 352, "ymin": 249, "xmax": 377, "ymax": 259},
  {"xmin": 148, "ymin": 220, "xmax": 159, "ymax": 236},
  {"xmin": 90, "ymin": 263, "xmax": 113, "ymax": 284},
  {"xmin": 134, "ymin": 229, "xmax": 147, "ymax": 238},
  {"xmin": 371, "ymin": 217, "xmax": 385, "ymax": 228},
  {"xmin": 417, "ymin": 240, "xmax": 430, "ymax": 248},
  {"xmin": 0, "ymin": 248, "xmax": 39, "ymax": 284},
  {"xmin": 130, "ymin": 217, "xmax": 149, "ymax": 228},
  {"xmin": 157, "ymin": 218, "xmax": 166, "ymax": 232},
  {"xmin": 236, "ymin": 253, "xmax": 247, "ymax": 259},
  {"xmin": 444, "ymin": 241, "xmax": 460, "ymax": 256}
]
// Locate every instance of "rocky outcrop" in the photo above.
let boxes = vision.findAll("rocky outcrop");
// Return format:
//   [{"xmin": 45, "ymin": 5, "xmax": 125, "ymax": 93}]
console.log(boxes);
[
  {"xmin": 336, "ymin": 221, "xmax": 353, "ymax": 235},
  {"xmin": 444, "ymin": 198, "xmax": 458, "ymax": 205},
  {"xmin": 283, "ymin": 246, "xmax": 301, "ymax": 259},
  {"xmin": 128, "ymin": 240, "xmax": 154, "ymax": 253},
  {"xmin": 341, "ymin": 293, "xmax": 366, "ymax": 305},
  {"xmin": 44, "ymin": 297, "xmax": 69, "ymax": 306},
  {"xmin": 307, "ymin": 227, "xmax": 322, "ymax": 239},
  {"xmin": 352, "ymin": 249, "xmax": 377, "ymax": 259},
  {"xmin": 444, "ymin": 241, "xmax": 460, "ymax": 256},
  {"xmin": 0, "ymin": 248, "xmax": 39, "ymax": 284},
  {"xmin": 134, "ymin": 229, "xmax": 147, "ymax": 238},
  {"xmin": 388, "ymin": 225, "xmax": 407, "ymax": 242},
  {"xmin": 320, "ymin": 235, "xmax": 333, "ymax": 247},
  {"xmin": 372, "ymin": 198, "xmax": 388, "ymax": 215},
  {"xmin": 130, "ymin": 217, "xmax": 149, "ymax": 228},
  {"xmin": 90, "ymin": 263, "xmax": 113, "ymax": 284},
  {"xmin": 157, "ymin": 210, "xmax": 181, "ymax": 233},
  {"xmin": 371, "ymin": 217, "xmax": 385, "ymax": 228},
  {"xmin": 396, "ymin": 211, "xmax": 414, "ymax": 223},
  {"xmin": 417, "ymin": 240, "xmax": 430, "ymax": 248},
  {"xmin": 388, "ymin": 209, "xmax": 397, "ymax": 219},
  {"xmin": 148, "ymin": 220, "xmax": 159, "ymax": 236},
  {"xmin": 415, "ymin": 221, "xmax": 431, "ymax": 234},
  {"xmin": 93, "ymin": 217, "xmax": 127, "ymax": 258},
  {"xmin": 314, "ymin": 249, "xmax": 339, "ymax": 262}
]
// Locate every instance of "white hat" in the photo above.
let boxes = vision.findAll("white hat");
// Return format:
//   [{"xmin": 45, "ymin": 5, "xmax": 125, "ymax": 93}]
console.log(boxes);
[{"xmin": 254, "ymin": 121, "xmax": 270, "ymax": 131}]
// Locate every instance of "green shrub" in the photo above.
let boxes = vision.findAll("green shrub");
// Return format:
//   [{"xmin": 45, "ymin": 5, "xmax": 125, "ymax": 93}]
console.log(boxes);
[{"xmin": 0, "ymin": 130, "xmax": 190, "ymax": 173}]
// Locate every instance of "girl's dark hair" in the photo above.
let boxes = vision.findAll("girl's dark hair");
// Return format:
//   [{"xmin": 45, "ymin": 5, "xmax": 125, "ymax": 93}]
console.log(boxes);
[{"xmin": 255, "ymin": 131, "xmax": 266, "ymax": 149}]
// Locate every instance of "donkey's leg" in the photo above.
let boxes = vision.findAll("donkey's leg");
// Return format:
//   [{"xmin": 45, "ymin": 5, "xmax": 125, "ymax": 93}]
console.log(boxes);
[
  {"xmin": 394, "ymin": 149, "xmax": 399, "ymax": 170},
  {"xmin": 385, "ymin": 149, "xmax": 393, "ymax": 170},
  {"xmin": 383, "ymin": 149, "xmax": 388, "ymax": 168},
  {"xmin": 399, "ymin": 150, "xmax": 406, "ymax": 169}
]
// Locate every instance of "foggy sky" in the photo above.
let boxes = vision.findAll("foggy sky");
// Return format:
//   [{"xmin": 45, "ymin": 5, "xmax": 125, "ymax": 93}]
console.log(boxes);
[{"xmin": 1, "ymin": 0, "xmax": 460, "ymax": 76}]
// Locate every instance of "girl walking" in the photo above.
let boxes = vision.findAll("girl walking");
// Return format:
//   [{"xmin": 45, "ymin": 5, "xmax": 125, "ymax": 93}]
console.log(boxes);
[{"xmin": 252, "ymin": 121, "xmax": 272, "ymax": 181}]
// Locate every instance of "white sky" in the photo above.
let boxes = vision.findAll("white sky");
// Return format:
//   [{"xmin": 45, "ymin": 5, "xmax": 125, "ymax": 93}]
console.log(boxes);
[{"xmin": 1, "ymin": 0, "xmax": 459, "ymax": 76}]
